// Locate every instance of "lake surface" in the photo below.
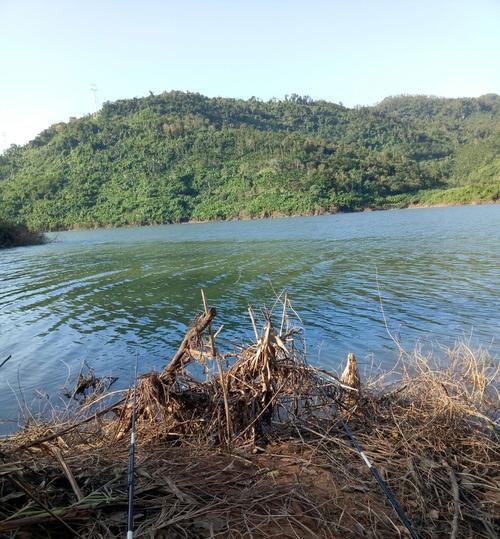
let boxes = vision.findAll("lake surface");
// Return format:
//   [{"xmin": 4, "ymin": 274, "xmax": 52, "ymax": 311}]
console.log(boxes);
[{"xmin": 1, "ymin": 205, "xmax": 499, "ymax": 430}]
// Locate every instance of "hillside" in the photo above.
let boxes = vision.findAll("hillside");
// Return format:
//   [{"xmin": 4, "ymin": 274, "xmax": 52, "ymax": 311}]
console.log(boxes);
[{"xmin": 0, "ymin": 91, "xmax": 499, "ymax": 230}]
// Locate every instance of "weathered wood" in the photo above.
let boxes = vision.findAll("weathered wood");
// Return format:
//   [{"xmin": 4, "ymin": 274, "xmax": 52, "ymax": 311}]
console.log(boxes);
[
  {"xmin": 340, "ymin": 352, "xmax": 361, "ymax": 410},
  {"xmin": 340, "ymin": 352, "xmax": 361, "ymax": 392},
  {"xmin": 160, "ymin": 307, "xmax": 216, "ymax": 379},
  {"xmin": 442, "ymin": 460, "xmax": 460, "ymax": 539},
  {"xmin": 52, "ymin": 446, "xmax": 84, "ymax": 501},
  {"xmin": 200, "ymin": 289, "xmax": 216, "ymax": 358},
  {"xmin": 200, "ymin": 291, "xmax": 231, "ymax": 447}
]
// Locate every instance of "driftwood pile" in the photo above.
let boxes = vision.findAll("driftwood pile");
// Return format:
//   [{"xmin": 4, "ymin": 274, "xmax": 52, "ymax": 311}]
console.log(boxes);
[{"xmin": 0, "ymin": 294, "xmax": 498, "ymax": 538}]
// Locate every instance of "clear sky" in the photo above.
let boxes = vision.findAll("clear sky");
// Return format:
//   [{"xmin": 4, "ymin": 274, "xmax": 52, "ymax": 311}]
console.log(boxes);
[{"xmin": 1, "ymin": 0, "xmax": 499, "ymax": 152}]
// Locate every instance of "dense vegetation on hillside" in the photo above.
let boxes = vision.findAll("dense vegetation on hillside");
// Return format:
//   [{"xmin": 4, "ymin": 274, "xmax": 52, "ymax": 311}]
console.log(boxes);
[{"xmin": 0, "ymin": 92, "xmax": 498, "ymax": 230}]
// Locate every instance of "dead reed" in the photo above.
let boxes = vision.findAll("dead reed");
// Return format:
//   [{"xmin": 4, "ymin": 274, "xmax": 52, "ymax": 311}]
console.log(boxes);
[{"xmin": 0, "ymin": 295, "xmax": 498, "ymax": 538}]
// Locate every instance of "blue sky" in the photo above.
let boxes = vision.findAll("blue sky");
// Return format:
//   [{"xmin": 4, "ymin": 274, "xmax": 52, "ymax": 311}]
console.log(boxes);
[{"xmin": 1, "ymin": 0, "xmax": 499, "ymax": 151}]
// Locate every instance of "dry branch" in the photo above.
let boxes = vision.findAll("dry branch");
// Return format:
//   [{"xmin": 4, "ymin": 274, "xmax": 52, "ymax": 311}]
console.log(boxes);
[{"xmin": 161, "ymin": 307, "xmax": 216, "ymax": 378}]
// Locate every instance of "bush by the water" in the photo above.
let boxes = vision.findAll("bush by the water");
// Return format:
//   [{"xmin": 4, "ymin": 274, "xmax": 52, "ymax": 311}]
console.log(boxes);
[{"xmin": 0, "ymin": 221, "xmax": 46, "ymax": 248}]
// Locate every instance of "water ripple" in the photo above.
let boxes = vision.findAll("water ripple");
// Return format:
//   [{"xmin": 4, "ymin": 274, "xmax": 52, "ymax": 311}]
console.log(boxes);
[{"xmin": 0, "ymin": 206, "xmax": 499, "ymax": 431}]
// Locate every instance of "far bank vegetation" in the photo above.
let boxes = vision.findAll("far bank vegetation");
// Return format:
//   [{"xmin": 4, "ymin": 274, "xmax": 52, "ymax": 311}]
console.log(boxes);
[{"xmin": 0, "ymin": 92, "xmax": 499, "ymax": 231}]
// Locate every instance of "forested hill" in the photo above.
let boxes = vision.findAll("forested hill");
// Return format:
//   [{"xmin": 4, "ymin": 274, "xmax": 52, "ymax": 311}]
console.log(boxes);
[{"xmin": 0, "ymin": 91, "xmax": 499, "ymax": 230}]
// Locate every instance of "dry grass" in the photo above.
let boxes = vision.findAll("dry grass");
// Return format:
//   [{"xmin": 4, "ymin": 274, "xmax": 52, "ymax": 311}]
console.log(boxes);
[{"xmin": 0, "ymin": 297, "xmax": 498, "ymax": 538}]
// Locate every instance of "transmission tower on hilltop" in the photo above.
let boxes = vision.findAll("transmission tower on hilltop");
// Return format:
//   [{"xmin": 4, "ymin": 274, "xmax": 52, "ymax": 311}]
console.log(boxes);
[{"xmin": 90, "ymin": 84, "xmax": 99, "ymax": 112}]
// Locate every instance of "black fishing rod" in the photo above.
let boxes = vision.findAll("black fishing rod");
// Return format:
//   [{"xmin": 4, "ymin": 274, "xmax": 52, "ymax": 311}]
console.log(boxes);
[
  {"xmin": 127, "ymin": 356, "xmax": 138, "ymax": 539},
  {"xmin": 330, "ymin": 402, "xmax": 421, "ymax": 539}
]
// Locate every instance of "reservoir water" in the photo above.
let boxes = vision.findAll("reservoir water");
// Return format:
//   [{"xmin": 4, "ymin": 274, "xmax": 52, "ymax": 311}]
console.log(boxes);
[{"xmin": 0, "ymin": 205, "xmax": 499, "ymax": 429}]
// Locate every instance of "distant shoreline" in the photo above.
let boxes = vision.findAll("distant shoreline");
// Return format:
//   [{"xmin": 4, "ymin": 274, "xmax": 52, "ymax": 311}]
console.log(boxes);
[
  {"xmin": 406, "ymin": 199, "xmax": 499, "ymax": 209},
  {"xmin": 46, "ymin": 197, "xmax": 499, "ymax": 234}
]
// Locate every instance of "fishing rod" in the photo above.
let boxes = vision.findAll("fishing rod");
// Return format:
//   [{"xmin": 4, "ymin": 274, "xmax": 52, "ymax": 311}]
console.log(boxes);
[
  {"xmin": 127, "ymin": 356, "xmax": 138, "ymax": 539},
  {"xmin": 330, "ymin": 401, "xmax": 421, "ymax": 539}
]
